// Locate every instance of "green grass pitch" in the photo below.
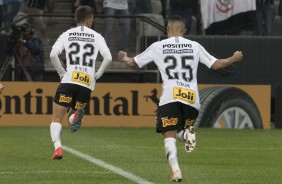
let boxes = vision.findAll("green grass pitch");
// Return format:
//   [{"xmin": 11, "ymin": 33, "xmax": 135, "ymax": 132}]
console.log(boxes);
[{"xmin": 0, "ymin": 126, "xmax": 281, "ymax": 184}]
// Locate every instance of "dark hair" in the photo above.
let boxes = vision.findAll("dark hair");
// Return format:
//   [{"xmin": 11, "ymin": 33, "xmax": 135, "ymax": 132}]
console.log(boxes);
[
  {"xmin": 75, "ymin": 5, "xmax": 93, "ymax": 24},
  {"xmin": 168, "ymin": 15, "xmax": 185, "ymax": 24}
]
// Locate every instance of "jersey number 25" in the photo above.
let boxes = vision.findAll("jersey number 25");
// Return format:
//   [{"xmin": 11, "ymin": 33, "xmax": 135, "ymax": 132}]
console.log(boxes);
[{"xmin": 164, "ymin": 55, "xmax": 193, "ymax": 82}]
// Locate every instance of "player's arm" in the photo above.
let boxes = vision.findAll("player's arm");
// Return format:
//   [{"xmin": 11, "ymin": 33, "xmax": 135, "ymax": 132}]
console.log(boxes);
[
  {"xmin": 95, "ymin": 49, "xmax": 112, "ymax": 80},
  {"xmin": 211, "ymin": 51, "xmax": 243, "ymax": 70},
  {"xmin": 199, "ymin": 45, "xmax": 243, "ymax": 70},
  {"xmin": 95, "ymin": 37, "xmax": 113, "ymax": 80},
  {"xmin": 50, "ymin": 47, "xmax": 66, "ymax": 79},
  {"xmin": 118, "ymin": 51, "xmax": 139, "ymax": 69}
]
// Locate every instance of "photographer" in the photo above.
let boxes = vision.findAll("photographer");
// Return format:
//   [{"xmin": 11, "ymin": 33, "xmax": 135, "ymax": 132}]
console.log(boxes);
[{"xmin": 16, "ymin": 23, "xmax": 45, "ymax": 81}]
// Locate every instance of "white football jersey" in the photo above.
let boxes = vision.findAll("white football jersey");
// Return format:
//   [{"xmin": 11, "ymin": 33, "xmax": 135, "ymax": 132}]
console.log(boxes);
[
  {"xmin": 52, "ymin": 26, "xmax": 110, "ymax": 91},
  {"xmin": 134, "ymin": 36, "xmax": 217, "ymax": 110}
]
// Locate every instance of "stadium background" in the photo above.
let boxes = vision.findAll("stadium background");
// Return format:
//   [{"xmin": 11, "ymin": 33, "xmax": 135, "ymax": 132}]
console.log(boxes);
[{"xmin": 0, "ymin": 0, "xmax": 281, "ymax": 128}]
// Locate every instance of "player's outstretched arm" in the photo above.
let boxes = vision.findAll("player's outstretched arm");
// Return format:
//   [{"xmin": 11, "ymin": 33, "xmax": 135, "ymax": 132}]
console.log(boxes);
[
  {"xmin": 211, "ymin": 51, "xmax": 243, "ymax": 70},
  {"xmin": 0, "ymin": 83, "xmax": 4, "ymax": 94},
  {"xmin": 118, "ymin": 51, "xmax": 139, "ymax": 69}
]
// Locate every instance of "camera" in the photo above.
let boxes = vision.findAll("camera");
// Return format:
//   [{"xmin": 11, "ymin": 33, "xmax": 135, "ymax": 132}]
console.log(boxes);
[
  {"xmin": 5, "ymin": 25, "xmax": 23, "ymax": 55},
  {"xmin": 9, "ymin": 23, "xmax": 35, "ymax": 42},
  {"xmin": 10, "ymin": 25, "xmax": 24, "ymax": 42}
]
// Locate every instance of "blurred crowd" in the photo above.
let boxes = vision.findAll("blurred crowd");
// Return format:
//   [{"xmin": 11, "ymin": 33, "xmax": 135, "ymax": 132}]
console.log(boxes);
[{"xmin": 1, "ymin": 0, "xmax": 282, "ymax": 37}]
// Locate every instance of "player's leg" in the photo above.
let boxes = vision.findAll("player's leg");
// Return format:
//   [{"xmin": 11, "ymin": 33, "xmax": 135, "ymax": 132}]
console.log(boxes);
[
  {"xmin": 103, "ymin": 7, "xmax": 114, "ymax": 45},
  {"xmin": 68, "ymin": 108, "xmax": 75, "ymax": 125},
  {"xmin": 50, "ymin": 84, "xmax": 74, "ymax": 160},
  {"xmin": 68, "ymin": 107, "xmax": 85, "ymax": 133},
  {"xmin": 156, "ymin": 102, "xmax": 182, "ymax": 182},
  {"xmin": 117, "ymin": 9, "xmax": 130, "ymax": 51},
  {"xmin": 183, "ymin": 125, "xmax": 196, "ymax": 153},
  {"xmin": 177, "ymin": 105, "xmax": 198, "ymax": 153},
  {"xmin": 50, "ymin": 102, "xmax": 68, "ymax": 160},
  {"xmin": 163, "ymin": 131, "xmax": 182, "ymax": 182},
  {"xmin": 68, "ymin": 85, "xmax": 91, "ymax": 133}
]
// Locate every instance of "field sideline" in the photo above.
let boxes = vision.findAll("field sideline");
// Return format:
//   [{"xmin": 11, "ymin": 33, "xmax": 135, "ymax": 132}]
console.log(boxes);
[{"xmin": 0, "ymin": 126, "xmax": 281, "ymax": 184}]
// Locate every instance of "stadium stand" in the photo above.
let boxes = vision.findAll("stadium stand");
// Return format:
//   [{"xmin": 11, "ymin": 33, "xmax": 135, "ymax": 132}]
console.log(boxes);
[{"xmin": 37, "ymin": 0, "xmax": 164, "ymax": 82}]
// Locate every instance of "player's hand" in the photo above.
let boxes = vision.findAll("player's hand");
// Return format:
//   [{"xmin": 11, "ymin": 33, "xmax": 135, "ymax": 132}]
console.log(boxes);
[
  {"xmin": 18, "ymin": 32, "xmax": 26, "ymax": 44},
  {"xmin": 233, "ymin": 51, "xmax": 243, "ymax": 62},
  {"xmin": 0, "ymin": 83, "xmax": 4, "ymax": 94},
  {"xmin": 118, "ymin": 51, "xmax": 127, "ymax": 62}
]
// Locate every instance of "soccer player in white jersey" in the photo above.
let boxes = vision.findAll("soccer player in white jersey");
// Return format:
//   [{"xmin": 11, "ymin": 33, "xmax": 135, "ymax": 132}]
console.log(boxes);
[
  {"xmin": 49, "ymin": 6, "xmax": 112, "ymax": 160},
  {"xmin": 118, "ymin": 15, "xmax": 243, "ymax": 182}
]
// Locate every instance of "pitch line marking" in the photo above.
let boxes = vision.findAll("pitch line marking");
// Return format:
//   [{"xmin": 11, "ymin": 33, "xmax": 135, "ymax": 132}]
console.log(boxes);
[{"xmin": 63, "ymin": 146, "xmax": 154, "ymax": 184}]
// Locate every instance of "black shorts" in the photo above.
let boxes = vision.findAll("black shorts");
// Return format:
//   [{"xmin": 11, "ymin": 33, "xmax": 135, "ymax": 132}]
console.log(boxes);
[
  {"xmin": 53, "ymin": 83, "xmax": 91, "ymax": 110},
  {"xmin": 156, "ymin": 102, "xmax": 199, "ymax": 133}
]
